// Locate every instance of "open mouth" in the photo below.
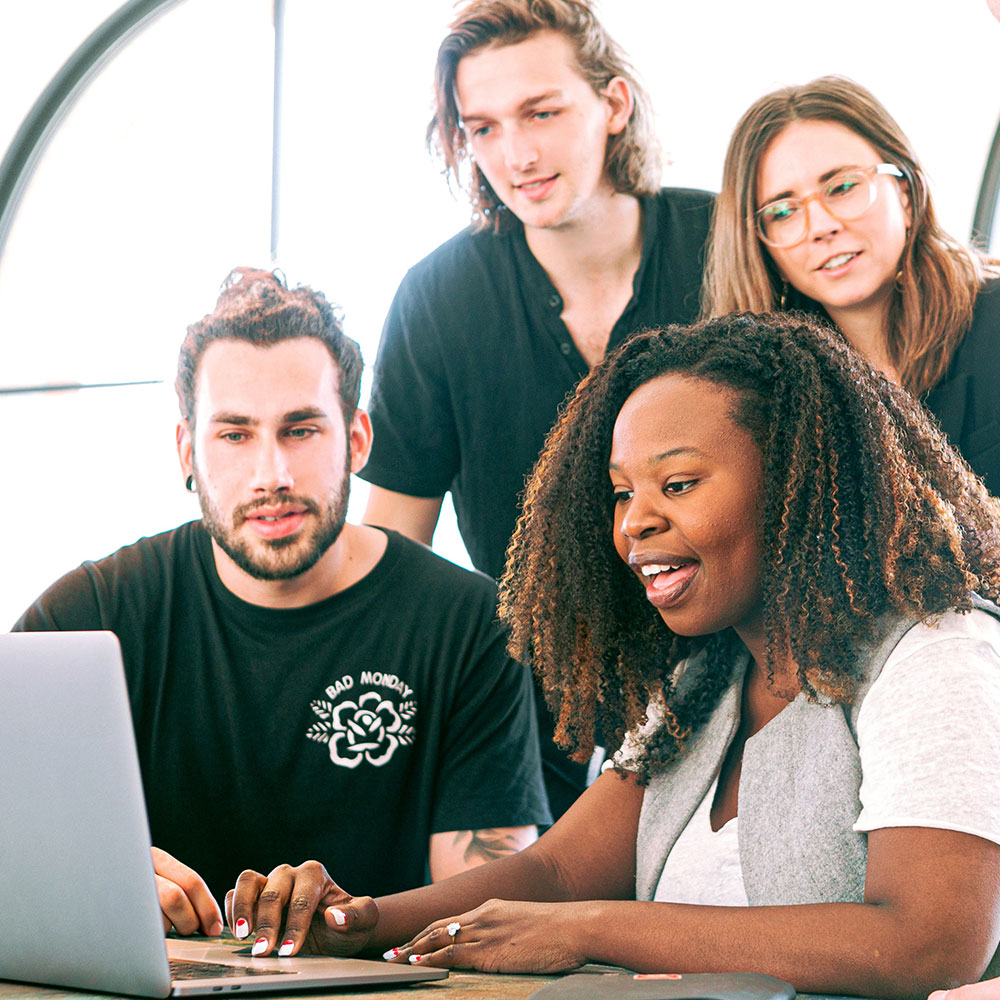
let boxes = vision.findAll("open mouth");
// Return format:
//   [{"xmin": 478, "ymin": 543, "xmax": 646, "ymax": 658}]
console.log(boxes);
[
  {"xmin": 637, "ymin": 560, "xmax": 700, "ymax": 608},
  {"xmin": 243, "ymin": 506, "xmax": 308, "ymax": 539},
  {"xmin": 819, "ymin": 251, "xmax": 860, "ymax": 271}
]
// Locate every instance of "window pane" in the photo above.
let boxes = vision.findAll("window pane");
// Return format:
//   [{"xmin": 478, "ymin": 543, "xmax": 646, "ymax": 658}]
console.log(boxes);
[{"xmin": 0, "ymin": 0, "xmax": 273, "ymax": 626}]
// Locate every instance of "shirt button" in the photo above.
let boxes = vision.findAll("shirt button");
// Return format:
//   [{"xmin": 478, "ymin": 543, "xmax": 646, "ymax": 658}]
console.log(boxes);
[
  {"xmin": 548, "ymin": 294, "xmax": 561, "ymax": 308},
  {"xmin": 560, "ymin": 342, "xmax": 571, "ymax": 355}
]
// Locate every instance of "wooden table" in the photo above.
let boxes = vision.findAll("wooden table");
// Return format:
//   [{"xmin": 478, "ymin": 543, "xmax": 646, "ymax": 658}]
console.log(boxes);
[{"xmin": 0, "ymin": 970, "xmax": 555, "ymax": 1000}]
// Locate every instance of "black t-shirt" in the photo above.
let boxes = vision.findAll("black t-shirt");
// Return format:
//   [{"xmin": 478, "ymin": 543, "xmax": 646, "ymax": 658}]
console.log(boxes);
[
  {"xmin": 362, "ymin": 186, "xmax": 715, "ymax": 582},
  {"xmin": 362, "ymin": 187, "xmax": 714, "ymax": 818},
  {"xmin": 924, "ymin": 276, "xmax": 1000, "ymax": 495},
  {"xmin": 14, "ymin": 523, "xmax": 550, "ymax": 905}
]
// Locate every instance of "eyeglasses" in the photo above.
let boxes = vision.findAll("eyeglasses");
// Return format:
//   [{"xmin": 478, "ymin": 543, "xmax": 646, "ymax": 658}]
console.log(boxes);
[{"xmin": 755, "ymin": 163, "xmax": 905, "ymax": 249}]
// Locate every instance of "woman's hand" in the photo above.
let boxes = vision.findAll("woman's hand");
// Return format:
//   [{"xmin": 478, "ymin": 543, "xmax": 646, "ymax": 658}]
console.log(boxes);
[
  {"xmin": 384, "ymin": 899, "xmax": 588, "ymax": 974},
  {"xmin": 224, "ymin": 860, "xmax": 378, "ymax": 958}
]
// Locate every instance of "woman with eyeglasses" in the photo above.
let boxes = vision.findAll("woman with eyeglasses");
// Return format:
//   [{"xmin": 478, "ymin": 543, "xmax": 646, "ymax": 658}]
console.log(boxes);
[{"xmin": 702, "ymin": 76, "xmax": 1000, "ymax": 494}]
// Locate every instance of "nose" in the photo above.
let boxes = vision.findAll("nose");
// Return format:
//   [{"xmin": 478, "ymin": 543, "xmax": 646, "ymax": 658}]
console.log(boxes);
[
  {"xmin": 804, "ymin": 194, "xmax": 842, "ymax": 241},
  {"xmin": 618, "ymin": 491, "xmax": 668, "ymax": 541},
  {"xmin": 502, "ymin": 125, "xmax": 539, "ymax": 172},
  {"xmin": 251, "ymin": 437, "xmax": 293, "ymax": 493}
]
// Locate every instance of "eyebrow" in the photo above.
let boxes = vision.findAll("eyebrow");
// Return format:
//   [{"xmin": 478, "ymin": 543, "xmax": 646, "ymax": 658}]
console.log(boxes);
[
  {"xmin": 209, "ymin": 407, "xmax": 329, "ymax": 426},
  {"xmin": 761, "ymin": 164, "xmax": 862, "ymax": 205},
  {"xmin": 609, "ymin": 446, "xmax": 709, "ymax": 471},
  {"xmin": 461, "ymin": 90, "xmax": 564, "ymax": 126}
]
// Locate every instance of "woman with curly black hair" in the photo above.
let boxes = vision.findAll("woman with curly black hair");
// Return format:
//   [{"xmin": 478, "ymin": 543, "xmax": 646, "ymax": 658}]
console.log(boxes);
[{"xmin": 227, "ymin": 313, "xmax": 1000, "ymax": 998}]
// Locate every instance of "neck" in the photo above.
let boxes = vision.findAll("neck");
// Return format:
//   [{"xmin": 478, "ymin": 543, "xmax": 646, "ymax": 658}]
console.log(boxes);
[
  {"xmin": 211, "ymin": 522, "xmax": 387, "ymax": 609},
  {"xmin": 524, "ymin": 190, "xmax": 643, "ymax": 290},
  {"xmin": 825, "ymin": 301, "xmax": 900, "ymax": 384}
]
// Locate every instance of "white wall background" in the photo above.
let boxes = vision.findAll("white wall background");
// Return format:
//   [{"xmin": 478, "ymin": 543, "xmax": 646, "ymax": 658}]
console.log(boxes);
[{"xmin": 2, "ymin": 0, "xmax": 999, "ymax": 627}]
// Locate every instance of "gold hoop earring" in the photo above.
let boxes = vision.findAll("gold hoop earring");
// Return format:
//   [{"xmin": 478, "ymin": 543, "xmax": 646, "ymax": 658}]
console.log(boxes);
[{"xmin": 779, "ymin": 281, "xmax": 788, "ymax": 310}]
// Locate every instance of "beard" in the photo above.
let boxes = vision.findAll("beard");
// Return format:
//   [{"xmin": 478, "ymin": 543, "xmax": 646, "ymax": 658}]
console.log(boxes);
[{"xmin": 195, "ymin": 453, "xmax": 351, "ymax": 582}]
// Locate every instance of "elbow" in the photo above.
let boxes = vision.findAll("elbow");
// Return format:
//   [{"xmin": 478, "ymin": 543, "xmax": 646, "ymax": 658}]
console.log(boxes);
[{"xmin": 860, "ymin": 921, "xmax": 999, "ymax": 999}]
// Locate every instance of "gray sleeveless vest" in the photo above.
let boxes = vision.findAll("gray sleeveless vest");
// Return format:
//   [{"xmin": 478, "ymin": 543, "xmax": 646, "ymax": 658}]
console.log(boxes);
[{"xmin": 634, "ymin": 602, "xmax": 1000, "ymax": 979}]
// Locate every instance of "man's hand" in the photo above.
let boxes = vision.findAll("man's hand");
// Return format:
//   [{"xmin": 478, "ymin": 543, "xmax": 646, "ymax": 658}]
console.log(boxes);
[
  {"xmin": 225, "ymin": 861, "xmax": 379, "ymax": 958},
  {"xmin": 152, "ymin": 847, "xmax": 223, "ymax": 936}
]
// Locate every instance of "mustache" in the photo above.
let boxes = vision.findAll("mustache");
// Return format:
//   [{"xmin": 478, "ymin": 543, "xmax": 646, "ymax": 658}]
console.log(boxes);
[{"xmin": 232, "ymin": 494, "xmax": 320, "ymax": 525}]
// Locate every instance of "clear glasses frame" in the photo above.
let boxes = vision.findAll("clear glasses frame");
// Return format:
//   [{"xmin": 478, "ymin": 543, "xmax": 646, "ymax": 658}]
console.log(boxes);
[{"xmin": 755, "ymin": 163, "xmax": 905, "ymax": 249}]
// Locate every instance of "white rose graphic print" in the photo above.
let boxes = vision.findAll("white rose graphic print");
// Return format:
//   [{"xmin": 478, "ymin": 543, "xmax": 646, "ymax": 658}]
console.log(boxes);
[{"xmin": 306, "ymin": 672, "xmax": 416, "ymax": 768}]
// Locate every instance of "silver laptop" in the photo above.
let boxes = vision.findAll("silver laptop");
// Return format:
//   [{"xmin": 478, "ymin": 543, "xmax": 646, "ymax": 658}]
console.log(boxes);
[{"xmin": 0, "ymin": 630, "xmax": 447, "ymax": 997}]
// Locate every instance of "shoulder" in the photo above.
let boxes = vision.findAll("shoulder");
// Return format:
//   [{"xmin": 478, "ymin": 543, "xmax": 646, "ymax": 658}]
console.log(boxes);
[
  {"xmin": 970, "ymin": 275, "xmax": 1000, "ymax": 329},
  {"xmin": 394, "ymin": 224, "xmax": 515, "ymax": 300},
  {"xmin": 86, "ymin": 521, "xmax": 204, "ymax": 580},
  {"xmin": 949, "ymin": 276, "xmax": 1000, "ymax": 364},
  {"xmin": 654, "ymin": 186, "xmax": 716, "ymax": 213},
  {"xmin": 13, "ymin": 522, "xmax": 203, "ymax": 630},
  {"xmin": 652, "ymin": 186, "xmax": 716, "ymax": 226},
  {"xmin": 647, "ymin": 187, "xmax": 716, "ymax": 255},
  {"xmin": 379, "ymin": 530, "xmax": 498, "ymax": 605},
  {"xmin": 853, "ymin": 608, "xmax": 1000, "ymax": 845},
  {"xmin": 861, "ymin": 609, "xmax": 1000, "ymax": 715}
]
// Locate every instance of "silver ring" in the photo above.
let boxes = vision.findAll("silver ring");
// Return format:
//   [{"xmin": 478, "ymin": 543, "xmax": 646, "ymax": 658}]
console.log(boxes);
[{"xmin": 446, "ymin": 921, "xmax": 461, "ymax": 939}]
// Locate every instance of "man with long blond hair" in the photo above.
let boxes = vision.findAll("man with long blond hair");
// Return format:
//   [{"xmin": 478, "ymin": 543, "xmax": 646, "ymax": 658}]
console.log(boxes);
[{"xmin": 361, "ymin": 0, "xmax": 713, "ymax": 817}]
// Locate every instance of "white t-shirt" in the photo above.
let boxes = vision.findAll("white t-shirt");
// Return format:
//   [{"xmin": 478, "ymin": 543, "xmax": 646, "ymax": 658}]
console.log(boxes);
[{"xmin": 622, "ymin": 610, "xmax": 1000, "ymax": 905}]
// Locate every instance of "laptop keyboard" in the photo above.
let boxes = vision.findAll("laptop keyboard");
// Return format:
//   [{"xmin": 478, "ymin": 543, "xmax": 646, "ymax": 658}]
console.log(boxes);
[{"xmin": 170, "ymin": 959, "xmax": 299, "ymax": 980}]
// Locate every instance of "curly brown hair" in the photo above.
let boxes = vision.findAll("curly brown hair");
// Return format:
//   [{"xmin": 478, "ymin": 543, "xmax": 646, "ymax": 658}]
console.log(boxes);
[
  {"xmin": 427, "ymin": 0, "xmax": 660, "ymax": 233},
  {"xmin": 498, "ymin": 312, "xmax": 1000, "ymax": 782},
  {"xmin": 176, "ymin": 267, "xmax": 362, "ymax": 428}
]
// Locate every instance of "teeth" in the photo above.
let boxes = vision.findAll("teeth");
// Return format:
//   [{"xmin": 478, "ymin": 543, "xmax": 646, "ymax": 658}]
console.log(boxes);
[
  {"xmin": 641, "ymin": 564, "xmax": 681, "ymax": 577},
  {"xmin": 823, "ymin": 252, "xmax": 856, "ymax": 269}
]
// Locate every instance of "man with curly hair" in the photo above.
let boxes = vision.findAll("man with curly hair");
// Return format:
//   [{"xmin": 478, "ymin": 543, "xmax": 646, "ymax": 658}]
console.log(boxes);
[
  {"xmin": 361, "ymin": 0, "xmax": 714, "ymax": 817},
  {"xmin": 13, "ymin": 268, "xmax": 550, "ymax": 941}
]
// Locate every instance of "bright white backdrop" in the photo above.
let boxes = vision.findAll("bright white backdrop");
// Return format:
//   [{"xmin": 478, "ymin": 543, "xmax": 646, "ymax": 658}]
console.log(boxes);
[{"xmin": 1, "ymin": 0, "xmax": 999, "ymax": 627}]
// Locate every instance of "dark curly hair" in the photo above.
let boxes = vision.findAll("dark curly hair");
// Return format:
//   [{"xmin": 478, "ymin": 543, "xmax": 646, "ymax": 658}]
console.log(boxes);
[
  {"xmin": 176, "ymin": 267, "xmax": 362, "ymax": 428},
  {"xmin": 498, "ymin": 312, "xmax": 1000, "ymax": 782}
]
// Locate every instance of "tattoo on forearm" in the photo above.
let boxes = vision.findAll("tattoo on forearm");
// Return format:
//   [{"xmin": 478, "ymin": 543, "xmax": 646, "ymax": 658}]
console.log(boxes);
[{"xmin": 453, "ymin": 828, "xmax": 520, "ymax": 865}]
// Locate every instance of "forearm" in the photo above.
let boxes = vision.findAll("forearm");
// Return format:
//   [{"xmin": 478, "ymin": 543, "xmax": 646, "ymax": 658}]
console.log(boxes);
[
  {"xmin": 567, "ymin": 898, "xmax": 991, "ymax": 999},
  {"xmin": 369, "ymin": 840, "xmax": 579, "ymax": 951},
  {"xmin": 371, "ymin": 773, "xmax": 641, "ymax": 951}
]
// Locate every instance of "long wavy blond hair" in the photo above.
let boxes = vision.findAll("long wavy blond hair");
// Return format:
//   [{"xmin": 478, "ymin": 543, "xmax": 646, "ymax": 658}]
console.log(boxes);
[{"xmin": 701, "ymin": 76, "xmax": 996, "ymax": 397}]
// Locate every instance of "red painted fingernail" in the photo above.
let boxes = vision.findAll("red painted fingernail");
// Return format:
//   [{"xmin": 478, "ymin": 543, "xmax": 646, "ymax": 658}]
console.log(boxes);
[
  {"xmin": 382, "ymin": 948, "xmax": 400, "ymax": 959},
  {"xmin": 234, "ymin": 918, "xmax": 249, "ymax": 939},
  {"xmin": 279, "ymin": 941, "xmax": 294, "ymax": 957},
  {"xmin": 251, "ymin": 938, "xmax": 268, "ymax": 956},
  {"xmin": 408, "ymin": 955, "xmax": 422, "ymax": 964}
]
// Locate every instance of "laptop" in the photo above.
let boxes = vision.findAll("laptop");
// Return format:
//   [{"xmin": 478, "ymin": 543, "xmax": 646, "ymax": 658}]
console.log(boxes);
[{"xmin": 0, "ymin": 630, "xmax": 447, "ymax": 997}]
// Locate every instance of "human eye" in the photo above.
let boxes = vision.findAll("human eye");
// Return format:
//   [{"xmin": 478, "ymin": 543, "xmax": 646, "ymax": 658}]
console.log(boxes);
[
  {"xmin": 612, "ymin": 487, "xmax": 633, "ymax": 504},
  {"xmin": 664, "ymin": 479, "xmax": 697, "ymax": 495},
  {"xmin": 285, "ymin": 425, "xmax": 317, "ymax": 440},
  {"xmin": 467, "ymin": 122, "xmax": 493, "ymax": 140},
  {"xmin": 762, "ymin": 199, "xmax": 798, "ymax": 223},
  {"xmin": 219, "ymin": 430, "xmax": 247, "ymax": 443},
  {"xmin": 531, "ymin": 109, "xmax": 555, "ymax": 121},
  {"xmin": 825, "ymin": 172, "xmax": 862, "ymax": 199}
]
